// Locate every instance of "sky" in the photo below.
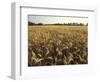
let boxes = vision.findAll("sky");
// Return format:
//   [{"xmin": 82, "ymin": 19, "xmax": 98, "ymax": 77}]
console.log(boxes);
[{"xmin": 28, "ymin": 15, "xmax": 88, "ymax": 25}]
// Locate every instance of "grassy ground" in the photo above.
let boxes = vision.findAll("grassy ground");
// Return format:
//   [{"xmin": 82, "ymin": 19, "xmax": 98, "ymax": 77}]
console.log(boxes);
[{"xmin": 28, "ymin": 25, "xmax": 88, "ymax": 66}]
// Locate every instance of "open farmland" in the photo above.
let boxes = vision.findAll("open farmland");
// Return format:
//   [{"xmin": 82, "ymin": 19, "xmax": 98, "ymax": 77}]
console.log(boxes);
[{"xmin": 28, "ymin": 25, "xmax": 88, "ymax": 66}]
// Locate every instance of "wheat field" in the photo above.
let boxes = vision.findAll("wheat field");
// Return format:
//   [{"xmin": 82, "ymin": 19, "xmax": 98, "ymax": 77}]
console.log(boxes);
[{"xmin": 28, "ymin": 25, "xmax": 88, "ymax": 66}]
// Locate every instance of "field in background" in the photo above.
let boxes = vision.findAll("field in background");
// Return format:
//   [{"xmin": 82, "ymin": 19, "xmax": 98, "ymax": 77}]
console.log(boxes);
[{"xmin": 28, "ymin": 25, "xmax": 88, "ymax": 66}]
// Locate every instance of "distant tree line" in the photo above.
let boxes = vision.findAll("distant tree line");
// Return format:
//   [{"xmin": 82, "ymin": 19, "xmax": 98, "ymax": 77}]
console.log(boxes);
[
  {"xmin": 28, "ymin": 21, "xmax": 88, "ymax": 26},
  {"xmin": 28, "ymin": 21, "xmax": 43, "ymax": 25}
]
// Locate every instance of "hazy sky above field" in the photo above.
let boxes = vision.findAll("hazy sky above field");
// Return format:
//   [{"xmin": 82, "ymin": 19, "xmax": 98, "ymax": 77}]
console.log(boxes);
[{"xmin": 28, "ymin": 15, "xmax": 88, "ymax": 25}]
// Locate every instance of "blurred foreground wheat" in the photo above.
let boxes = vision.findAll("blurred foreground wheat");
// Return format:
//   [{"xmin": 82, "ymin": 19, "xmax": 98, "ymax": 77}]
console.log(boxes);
[{"xmin": 28, "ymin": 25, "xmax": 88, "ymax": 66}]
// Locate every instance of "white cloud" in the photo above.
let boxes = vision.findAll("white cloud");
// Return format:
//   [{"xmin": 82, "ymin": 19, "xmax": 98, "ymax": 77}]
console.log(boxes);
[{"xmin": 28, "ymin": 15, "xmax": 88, "ymax": 25}]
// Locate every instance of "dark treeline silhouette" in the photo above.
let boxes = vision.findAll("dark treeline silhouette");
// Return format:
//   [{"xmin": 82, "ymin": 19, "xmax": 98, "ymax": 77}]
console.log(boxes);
[
  {"xmin": 28, "ymin": 21, "xmax": 43, "ymax": 25},
  {"xmin": 28, "ymin": 21, "xmax": 88, "ymax": 26}
]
